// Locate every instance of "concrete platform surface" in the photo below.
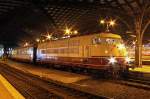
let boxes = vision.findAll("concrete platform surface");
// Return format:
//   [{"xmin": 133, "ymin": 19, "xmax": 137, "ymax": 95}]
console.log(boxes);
[
  {"xmin": 0, "ymin": 60, "xmax": 150, "ymax": 99},
  {"xmin": 0, "ymin": 74, "xmax": 25, "ymax": 99},
  {"xmin": 0, "ymin": 60, "xmax": 90, "ymax": 83},
  {"xmin": 73, "ymin": 79, "xmax": 150, "ymax": 99}
]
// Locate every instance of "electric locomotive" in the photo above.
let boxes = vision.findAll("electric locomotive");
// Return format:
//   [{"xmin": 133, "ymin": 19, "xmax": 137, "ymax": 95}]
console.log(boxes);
[{"xmin": 37, "ymin": 32, "xmax": 129, "ymax": 70}]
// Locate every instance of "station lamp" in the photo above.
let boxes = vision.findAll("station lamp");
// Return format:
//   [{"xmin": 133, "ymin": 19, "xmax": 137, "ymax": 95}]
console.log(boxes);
[
  {"xmin": 46, "ymin": 33, "xmax": 52, "ymax": 40},
  {"xmin": 100, "ymin": 20, "xmax": 105, "ymax": 24},
  {"xmin": 65, "ymin": 28, "xmax": 71, "ymax": 35},
  {"xmin": 24, "ymin": 42, "xmax": 29, "ymax": 47},
  {"xmin": 64, "ymin": 27, "xmax": 78, "ymax": 38},
  {"xmin": 109, "ymin": 20, "xmax": 116, "ymax": 26},
  {"xmin": 100, "ymin": 18, "xmax": 116, "ymax": 32}
]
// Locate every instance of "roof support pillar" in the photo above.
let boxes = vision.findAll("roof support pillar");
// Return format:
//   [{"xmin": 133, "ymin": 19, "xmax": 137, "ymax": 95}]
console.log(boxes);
[
  {"xmin": 135, "ymin": 31, "xmax": 142, "ymax": 67},
  {"xmin": 134, "ymin": 3, "xmax": 150, "ymax": 67}
]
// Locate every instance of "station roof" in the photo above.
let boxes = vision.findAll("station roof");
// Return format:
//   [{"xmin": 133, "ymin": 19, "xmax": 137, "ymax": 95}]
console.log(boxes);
[{"xmin": 0, "ymin": 0, "xmax": 149, "ymax": 47}]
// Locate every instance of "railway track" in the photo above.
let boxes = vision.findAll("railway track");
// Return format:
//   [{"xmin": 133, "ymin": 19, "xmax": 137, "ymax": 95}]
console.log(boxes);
[
  {"xmin": 0, "ymin": 64, "xmax": 107, "ymax": 99},
  {"xmin": 111, "ymin": 78, "xmax": 150, "ymax": 91},
  {"xmin": 122, "ymin": 71, "xmax": 150, "ymax": 86},
  {"xmin": 126, "ymin": 78, "xmax": 150, "ymax": 86}
]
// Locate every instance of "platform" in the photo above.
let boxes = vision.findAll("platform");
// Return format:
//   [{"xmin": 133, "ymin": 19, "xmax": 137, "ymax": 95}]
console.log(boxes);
[
  {"xmin": 129, "ymin": 65, "xmax": 150, "ymax": 81},
  {"xmin": 129, "ymin": 65, "xmax": 150, "ymax": 73},
  {"xmin": 0, "ymin": 60, "xmax": 150, "ymax": 99},
  {"xmin": 0, "ymin": 60, "xmax": 90, "ymax": 83},
  {"xmin": 0, "ymin": 74, "xmax": 25, "ymax": 99}
]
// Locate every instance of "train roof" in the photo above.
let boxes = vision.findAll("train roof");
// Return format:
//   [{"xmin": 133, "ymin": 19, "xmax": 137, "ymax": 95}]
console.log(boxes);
[
  {"xmin": 62, "ymin": 32, "xmax": 122, "ymax": 40},
  {"xmin": 13, "ymin": 46, "xmax": 33, "ymax": 50},
  {"xmin": 69, "ymin": 32, "xmax": 122, "ymax": 39},
  {"xmin": 98, "ymin": 33, "xmax": 121, "ymax": 39},
  {"xmin": 39, "ymin": 32, "xmax": 122, "ymax": 45}
]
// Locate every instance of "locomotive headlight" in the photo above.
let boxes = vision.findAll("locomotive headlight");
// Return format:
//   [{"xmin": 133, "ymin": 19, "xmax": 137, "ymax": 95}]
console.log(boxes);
[
  {"xmin": 125, "ymin": 57, "xmax": 131, "ymax": 63},
  {"xmin": 108, "ymin": 57, "xmax": 117, "ymax": 64}
]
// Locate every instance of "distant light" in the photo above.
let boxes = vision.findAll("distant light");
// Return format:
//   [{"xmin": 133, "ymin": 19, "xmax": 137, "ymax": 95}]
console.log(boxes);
[
  {"xmin": 36, "ymin": 38, "xmax": 40, "ymax": 42},
  {"xmin": 46, "ymin": 34, "xmax": 52, "ymax": 40},
  {"xmin": 108, "ymin": 57, "xmax": 117, "ymax": 64},
  {"xmin": 130, "ymin": 35, "xmax": 136, "ymax": 38},
  {"xmin": 67, "ymin": 35, "xmax": 70, "ymax": 38},
  {"xmin": 24, "ymin": 42, "xmax": 29, "ymax": 47},
  {"xmin": 73, "ymin": 30, "xmax": 78, "ymax": 35},
  {"xmin": 100, "ymin": 20, "xmax": 105, "ymax": 24},
  {"xmin": 42, "ymin": 40, "xmax": 45, "ymax": 42},
  {"xmin": 62, "ymin": 36, "xmax": 66, "ymax": 38},
  {"xmin": 132, "ymin": 41, "xmax": 135, "ymax": 45},
  {"xmin": 62, "ymin": 36, "xmax": 66, "ymax": 39}
]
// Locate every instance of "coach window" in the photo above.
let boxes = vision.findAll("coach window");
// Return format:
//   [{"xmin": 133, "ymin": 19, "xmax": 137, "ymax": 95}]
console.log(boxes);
[
  {"xmin": 41, "ymin": 50, "xmax": 46, "ymax": 54},
  {"xmin": 61, "ymin": 48, "xmax": 65, "ymax": 54}
]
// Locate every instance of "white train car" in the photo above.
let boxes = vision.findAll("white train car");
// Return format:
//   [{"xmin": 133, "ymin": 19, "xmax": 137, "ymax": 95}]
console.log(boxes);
[
  {"xmin": 37, "ymin": 33, "xmax": 129, "ymax": 70},
  {"xmin": 11, "ymin": 47, "xmax": 34, "ymax": 62}
]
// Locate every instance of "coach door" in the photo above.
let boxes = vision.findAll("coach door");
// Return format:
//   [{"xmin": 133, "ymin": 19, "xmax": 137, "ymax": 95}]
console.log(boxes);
[{"xmin": 85, "ymin": 45, "xmax": 90, "ymax": 57}]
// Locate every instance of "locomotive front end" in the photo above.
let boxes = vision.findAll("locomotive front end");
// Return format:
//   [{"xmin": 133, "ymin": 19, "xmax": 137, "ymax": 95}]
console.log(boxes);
[
  {"xmin": 106, "ymin": 39, "xmax": 132, "ymax": 74},
  {"xmin": 97, "ymin": 33, "xmax": 131, "ymax": 70}
]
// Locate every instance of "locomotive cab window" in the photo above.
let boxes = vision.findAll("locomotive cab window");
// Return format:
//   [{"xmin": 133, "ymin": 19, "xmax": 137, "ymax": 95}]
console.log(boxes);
[
  {"xmin": 92, "ymin": 37, "xmax": 123, "ymax": 45},
  {"xmin": 92, "ymin": 37, "xmax": 102, "ymax": 44},
  {"xmin": 92, "ymin": 37, "xmax": 107, "ymax": 44}
]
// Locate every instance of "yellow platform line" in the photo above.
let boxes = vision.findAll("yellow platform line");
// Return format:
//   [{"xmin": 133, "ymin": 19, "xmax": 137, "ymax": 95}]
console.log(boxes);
[
  {"xmin": 0, "ymin": 74, "xmax": 25, "ymax": 99},
  {"xmin": 129, "ymin": 66, "xmax": 150, "ymax": 73}
]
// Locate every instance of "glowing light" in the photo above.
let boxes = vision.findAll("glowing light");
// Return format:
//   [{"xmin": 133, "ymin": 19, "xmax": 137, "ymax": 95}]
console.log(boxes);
[
  {"xmin": 28, "ymin": 48, "xmax": 33, "ymax": 55},
  {"xmin": 42, "ymin": 40, "xmax": 45, "ymax": 42},
  {"xmin": 73, "ymin": 30, "xmax": 78, "ymax": 35},
  {"xmin": 65, "ymin": 28, "xmax": 71, "ymax": 35},
  {"xmin": 54, "ymin": 38, "xmax": 58, "ymax": 40},
  {"xmin": 132, "ymin": 41, "xmax": 135, "ymax": 45},
  {"xmin": 130, "ymin": 35, "xmax": 136, "ymax": 38},
  {"xmin": 24, "ymin": 42, "xmax": 29, "ymax": 47},
  {"xmin": 67, "ymin": 35, "xmax": 70, "ymax": 38},
  {"xmin": 109, "ymin": 20, "xmax": 116, "ymax": 26},
  {"xmin": 100, "ymin": 20, "xmax": 105, "ymax": 24},
  {"xmin": 108, "ymin": 57, "xmax": 117, "ymax": 64},
  {"xmin": 118, "ymin": 44, "xmax": 125, "ymax": 50},
  {"xmin": 105, "ymin": 50, "xmax": 108, "ymax": 54},
  {"xmin": 46, "ymin": 34, "xmax": 52, "ymax": 40},
  {"xmin": 125, "ymin": 57, "xmax": 131, "ymax": 63}
]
